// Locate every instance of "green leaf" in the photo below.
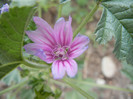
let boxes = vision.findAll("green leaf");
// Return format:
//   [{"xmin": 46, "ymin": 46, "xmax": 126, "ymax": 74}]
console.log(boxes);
[
  {"xmin": 63, "ymin": 78, "xmax": 94, "ymax": 99},
  {"xmin": 126, "ymin": 45, "xmax": 133, "ymax": 65},
  {"xmin": 122, "ymin": 61, "xmax": 133, "ymax": 82},
  {"xmin": 95, "ymin": 0, "xmax": 133, "ymax": 62},
  {"xmin": 76, "ymin": 0, "xmax": 88, "ymax": 6},
  {"xmin": 60, "ymin": 0, "xmax": 70, "ymax": 4},
  {"xmin": 62, "ymin": 2, "xmax": 73, "ymax": 16},
  {"xmin": 2, "ymin": 69, "xmax": 21, "ymax": 85},
  {"xmin": 11, "ymin": 0, "xmax": 36, "ymax": 7},
  {"xmin": 65, "ymin": 74, "xmax": 97, "ymax": 99},
  {"xmin": 20, "ymin": 88, "xmax": 35, "ymax": 99},
  {"xmin": 0, "ymin": 6, "xmax": 36, "ymax": 79}
]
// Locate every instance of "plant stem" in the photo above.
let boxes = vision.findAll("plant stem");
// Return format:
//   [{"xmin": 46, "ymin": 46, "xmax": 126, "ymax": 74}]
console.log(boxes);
[
  {"xmin": 0, "ymin": 61, "xmax": 22, "ymax": 68},
  {"xmin": 50, "ymin": 78, "xmax": 133, "ymax": 93},
  {"xmin": 73, "ymin": 2, "xmax": 100, "ymax": 37},
  {"xmin": 0, "ymin": 80, "xmax": 28, "ymax": 96},
  {"xmin": 22, "ymin": 59, "xmax": 50, "ymax": 69},
  {"xmin": 57, "ymin": 4, "xmax": 63, "ymax": 19},
  {"xmin": 38, "ymin": 6, "xmax": 42, "ymax": 18},
  {"xmin": 63, "ymin": 78, "xmax": 94, "ymax": 99},
  {"xmin": 68, "ymin": 78, "xmax": 133, "ymax": 93}
]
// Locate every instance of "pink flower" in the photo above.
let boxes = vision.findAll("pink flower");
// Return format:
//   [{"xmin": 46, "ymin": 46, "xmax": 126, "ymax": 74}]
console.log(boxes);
[{"xmin": 24, "ymin": 16, "xmax": 89, "ymax": 79}]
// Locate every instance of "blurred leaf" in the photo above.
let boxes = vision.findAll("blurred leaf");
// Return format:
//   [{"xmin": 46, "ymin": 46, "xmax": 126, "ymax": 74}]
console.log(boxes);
[
  {"xmin": 20, "ymin": 88, "xmax": 35, "ymax": 99},
  {"xmin": 0, "ymin": 0, "xmax": 10, "ymax": 7},
  {"xmin": 54, "ymin": 89, "xmax": 62, "ymax": 99},
  {"xmin": 60, "ymin": 0, "xmax": 70, "ymax": 4},
  {"xmin": 20, "ymin": 69, "xmax": 30, "ymax": 78},
  {"xmin": 27, "ymin": 20, "xmax": 37, "ymax": 31},
  {"xmin": 0, "ymin": 6, "xmax": 36, "ymax": 79},
  {"xmin": 11, "ymin": 0, "xmax": 36, "ymax": 7},
  {"xmin": 76, "ymin": 0, "xmax": 88, "ymax": 6},
  {"xmin": 63, "ymin": 78, "xmax": 94, "ymax": 99},
  {"xmin": 122, "ymin": 61, "xmax": 133, "ymax": 82},
  {"xmin": 2, "ymin": 69, "xmax": 21, "ymax": 85},
  {"xmin": 29, "ymin": 76, "xmax": 45, "ymax": 91},
  {"xmin": 34, "ymin": 86, "xmax": 54, "ymax": 99},
  {"xmin": 6, "ymin": 93, "xmax": 16, "ymax": 99},
  {"xmin": 62, "ymin": 2, "xmax": 73, "ymax": 16},
  {"xmin": 95, "ymin": 0, "xmax": 133, "ymax": 64}
]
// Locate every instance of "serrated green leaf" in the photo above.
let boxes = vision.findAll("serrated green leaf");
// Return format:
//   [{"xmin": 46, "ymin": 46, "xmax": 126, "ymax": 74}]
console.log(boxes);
[
  {"xmin": 95, "ymin": 0, "xmax": 133, "ymax": 61},
  {"xmin": 126, "ymin": 45, "xmax": 133, "ymax": 65},
  {"xmin": 0, "ymin": 6, "xmax": 36, "ymax": 79},
  {"xmin": 122, "ymin": 61, "xmax": 133, "ymax": 82}
]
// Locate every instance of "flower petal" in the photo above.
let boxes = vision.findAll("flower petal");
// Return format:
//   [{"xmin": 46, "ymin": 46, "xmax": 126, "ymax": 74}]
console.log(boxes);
[
  {"xmin": 52, "ymin": 60, "xmax": 66, "ymax": 79},
  {"xmin": 33, "ymin": 16, "xmax": 54, "ymax": 34},
  {"xmin": 24, "ymin": 43, "xmax": 54, "ymax": 63},
  {"xmin": 65, "ymin": 59, "xmax": 78, "ymax": 78},
  {"xmin": 32, "ymin": 17, "xmax": 56, "ymax": 47},
  {"xmin": 26, "ymin": 28, "xmax": 56, "ymax": 48},
  {"xmin": 68, "ymin": 34, "xmax": 89, "ymax": 58},
  {"xmin": 54, "ymin": 16, "xmax": 73, "ymax": 46},
  {"xmin": 1, "ymin": 4, "xmax": 9, "ymax": 13},
  {"xmin": 24, "ymin": 43, "xmax": 46, "ymax": 61}
]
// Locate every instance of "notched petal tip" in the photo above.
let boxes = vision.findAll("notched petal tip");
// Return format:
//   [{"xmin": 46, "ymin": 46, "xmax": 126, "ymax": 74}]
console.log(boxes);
[
  {"xmin": 56, "ymin": 17, "xmax": 65, "ymax": 24},
  {"xmin": 65, "ymin": 59, "xmax": 78, "ymax": 78},
  {"xmin": 68, "ymin": 16, "xmax": 72, "ymax": 23},
  {"xmin": 52, "ymin": 60, "xmax": 66, "ymax": 79}
]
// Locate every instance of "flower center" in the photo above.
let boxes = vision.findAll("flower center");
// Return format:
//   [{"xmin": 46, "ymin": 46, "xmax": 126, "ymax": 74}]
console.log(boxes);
[{"xmin": 53, "ymin": 46, "xmax": 68, "ymax": 60}]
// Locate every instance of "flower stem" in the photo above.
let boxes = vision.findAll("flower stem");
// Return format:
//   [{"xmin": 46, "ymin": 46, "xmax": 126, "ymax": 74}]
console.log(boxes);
[
  {"xmin": 50, "ymin": 78, "xmax": 133, "ymax": 93},
  {"xmin": 68, "ymin": 78, "xmax": 133, "ymax": 93},
  {"xmin": 57, "ymin": 4, "xmax": 63, "ymax": 19},
  {"xmin": 38, "ymin": 6, "xmax": 42, "ymax": 18},
  {"xmin": 73, "ymin": 2, "xmax": 100, "ymax": 37},
  {"xmin": 0, "ymin": 80, "xmax": 28, "ymax": 96},
  {"xmin": 22, "ymin": 59, "xmax": 50, "ymax": 69},
  {"xmin": 63, "ymin": 78, "xmax": 94, "ymax": 99}
]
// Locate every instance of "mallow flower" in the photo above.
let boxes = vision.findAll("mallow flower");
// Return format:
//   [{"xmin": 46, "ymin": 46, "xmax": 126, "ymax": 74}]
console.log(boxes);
[
  {"xmin": 0, "ymin": 3, "xmax": 9, "ymax": 14},
  {"xmin": 24, "ymin": 16, "xmax": 89, "ymax": 79}
]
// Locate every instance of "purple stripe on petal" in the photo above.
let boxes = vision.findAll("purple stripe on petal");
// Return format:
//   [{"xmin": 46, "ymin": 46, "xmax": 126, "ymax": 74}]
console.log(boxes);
[
  {"xmin": 52, "ymin": 60, "xmax": 66, "ymax": 79},
  {"xmin": 68, "ymin": 34, "xmax": 89, "ymax": 58},
  {"xmin": 54, "ymin": 16, "xmax": 73, "ymax": 46},
  {"xmin": 65, "ymin": 59, "xmax": 78, "ymax": 78}
]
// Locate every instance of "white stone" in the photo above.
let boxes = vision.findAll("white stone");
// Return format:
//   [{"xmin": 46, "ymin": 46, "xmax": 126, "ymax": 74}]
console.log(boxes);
[
  {"xmin": 96, "ymin": 78, "xmax": 106, "ymax": 85},
  {"xmin": 101, "ymin": 56, "xmax": 116, "ymax": 78}
]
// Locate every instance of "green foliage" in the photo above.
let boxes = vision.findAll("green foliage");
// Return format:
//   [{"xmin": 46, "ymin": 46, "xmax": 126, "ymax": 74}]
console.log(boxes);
[
  {"xmin": 60, "ymin": 0, "xmax": 70, "ymax": 4},
  {"xmin": 29, "ymin": 76, "xmax": 61, "ymax": 99},
  {"xmin": 76, "ymin": 0, "xmax": 88, "ymax": 6},
  {"xmin": 122, "ymin": 61, "xmax": 133, "ymax": 82},
  {"xmin": 11, "ymin": 0, "xmax": 36, "ymax": 7},
  {"xmin": 95, "ymin": 0, "xmax": 133, "ymax": 65},
  {"xmin": 20, "ymin": 88, "xmax": 35, "ymax": 99},
  {"xmin": 0, "ymin": 6, "xmax": 36, "ymax": 79},
  {"xmin": 34, "ymin": 86, "xmax": 54, "ymax": 99},
  {"xmin": 2, "ymin": 69, "xmax": 21, "ymax": 85},
  {"xmin": 20, "ymin": 69, "xmax": 30, "ymax": 78},
  {"xmin": 62, "ymin": 2, "xmax": 73, "ymax": 16},
  {"xmin": 65, "ymin": 73, "xmax": 97, "ymax": 99},
  {"xmin": 63, "ymin": 78, "xmax": 94, "ymax": 99},
  {"xmin": 7, "ymin": 93, "xmax": 16, "ymax": 99}
]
